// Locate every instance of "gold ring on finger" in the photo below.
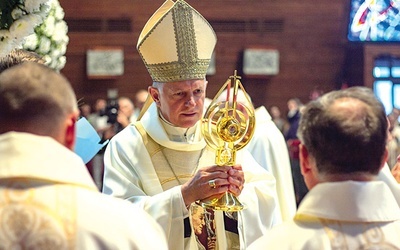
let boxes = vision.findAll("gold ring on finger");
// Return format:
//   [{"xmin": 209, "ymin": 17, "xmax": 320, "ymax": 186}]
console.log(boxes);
[{"xmin": 208, "ymin": 179, "xmax": 216, "ymax": 188}]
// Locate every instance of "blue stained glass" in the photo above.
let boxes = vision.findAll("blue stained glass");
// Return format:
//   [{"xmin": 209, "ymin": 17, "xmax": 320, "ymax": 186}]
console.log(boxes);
[
  {"xmin": 373, "ymin": 66, "xmax": 391, "ymax": 78},
  {"xmin": 374, "ymin": 80, "xmax": 393, "ymax": 115}
]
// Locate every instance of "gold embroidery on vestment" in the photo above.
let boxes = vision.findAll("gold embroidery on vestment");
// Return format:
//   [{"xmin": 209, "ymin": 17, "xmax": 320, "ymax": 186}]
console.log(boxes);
[{"xmin": 0, "ymin": 180, "xmax": 76, "ymax": 249}]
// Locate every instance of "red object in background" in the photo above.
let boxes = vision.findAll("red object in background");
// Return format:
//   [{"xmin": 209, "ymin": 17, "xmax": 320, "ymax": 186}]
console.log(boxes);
[{"xmin": 287, "ymin": 139, "xmax": 301, "ymax": 160}]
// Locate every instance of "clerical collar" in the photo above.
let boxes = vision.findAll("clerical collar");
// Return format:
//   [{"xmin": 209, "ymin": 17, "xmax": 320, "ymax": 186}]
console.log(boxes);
[{"xmin": 158, "ymin": 112, "xmax": 199, "ymax": 143}]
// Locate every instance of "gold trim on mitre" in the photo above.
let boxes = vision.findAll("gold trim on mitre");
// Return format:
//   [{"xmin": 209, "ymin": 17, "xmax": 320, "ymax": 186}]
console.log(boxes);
[{"xmin": 137, "ymin": 0, "xmax": 217, "ymax": 82}]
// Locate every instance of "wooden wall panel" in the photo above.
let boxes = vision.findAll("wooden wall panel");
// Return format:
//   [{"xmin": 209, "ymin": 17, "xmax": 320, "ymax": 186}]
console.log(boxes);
[{"xmin": 58, "ymin": 0, "xmax": 390, "ymax": 115}]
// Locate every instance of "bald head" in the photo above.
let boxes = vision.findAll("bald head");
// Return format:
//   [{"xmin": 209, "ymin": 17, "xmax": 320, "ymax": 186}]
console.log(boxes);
[
  {"xmin": 297, "ymin": 87, "xmax": 388, "ymax": 176},
  {"xmin": 0, "ymin": 62, "xmax": 78, "ymax": 141}
]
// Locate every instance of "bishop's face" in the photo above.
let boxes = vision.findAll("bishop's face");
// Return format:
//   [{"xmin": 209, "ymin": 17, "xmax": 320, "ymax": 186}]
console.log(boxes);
[{"xmin": 150, "ymin": 79, "xmax": 208, "ymax": 128}]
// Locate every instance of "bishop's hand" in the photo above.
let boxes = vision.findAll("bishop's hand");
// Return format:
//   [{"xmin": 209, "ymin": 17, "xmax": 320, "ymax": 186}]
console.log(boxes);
[{"xmin": 181, "ymin": 165, "xmax": 245, "ymax": 207}]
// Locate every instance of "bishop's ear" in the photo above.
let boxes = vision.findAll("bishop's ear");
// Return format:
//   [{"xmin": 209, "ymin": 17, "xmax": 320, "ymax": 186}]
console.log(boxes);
[{"xmin": 149, "ymin": 87, "xmax": 160, "ymax": 105}]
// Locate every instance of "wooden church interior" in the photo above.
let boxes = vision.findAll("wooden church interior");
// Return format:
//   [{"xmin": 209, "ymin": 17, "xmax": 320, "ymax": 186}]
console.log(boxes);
[{"xmin": 59, "ymin": 0, "xmax": 398, "ymax": 113}]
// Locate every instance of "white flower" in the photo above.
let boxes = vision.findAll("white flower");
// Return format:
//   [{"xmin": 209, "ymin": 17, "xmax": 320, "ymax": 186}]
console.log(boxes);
[
  {"xmin": 0, "ymin": 0, "xmax": 51, "ymax": 57},
  {"xmin": 10, "ymin": 15, "xmax": 41, "ymax": 40},
  {"xmin": 53, "ymin": 1, "xmax": 64, "ymax": 20},
  {"xmin": 37, "ymin": 4, "xmax": 51, "ymax": 20},
  {"xmin": 0, "ymin": 30, "xmax": 11, "ymax": 41},
  {"xmin": 11, "ymin": 8, "xmax": 24, "ymax": 20},
  {"xmin": 53, "ymin": 21, "xmax": 67, "ymax": 42},
  {"xmin": 59, "ymin": 56, "xmax": 66, "ymax": 67},
  {"xmin": 50, "ymin": 48, "xmax": 61, "ymax": 59},
  {"xmin": 0, "ymin": 30, "xmax": 13, "ymax": 55},
  {"xmin": 42, "ymin": 54, "xmax": 51, "ymax": 64},
  {"xmin": 23, "ymin": 33, "xmax": 39, "ymax": 50},
  {"xmin": 38, "ymin": 36, "xmax": 51, "ymax": 54},
  {"xmin": 25, "ymin": 0, "xmax": 50, "ymax": 13},
  {"xmin": 43, "ymin": 15, "xmax": 55, "ymax": 37},
  {"xmin": 59, "ymin": 43, "xmax": 67, "ymax": 55},
  {"xmin": 22, "ymin": 0, "xmax": 69, "ymax": 71},
  {"xmin": 0, "ymin": 0, "xmax": 69, "ymax": 70}
]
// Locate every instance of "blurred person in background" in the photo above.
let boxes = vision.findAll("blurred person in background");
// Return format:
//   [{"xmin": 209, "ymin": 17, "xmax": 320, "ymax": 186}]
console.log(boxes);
[
  {"xmin": 87, "ymin": 98, "xmax": 108, "ymax": 136},
  {"xmin": 86, "ymin": 98, "xmax": 109, "ymax": 190},
  {"xmin": 116, "ymin": 96, "xmax": 136, "ymax": 130},
  {"xmin": 269, "ymin": 105, "xmax": 286, "ymax": 133},
  {"xmin": 103, "ymin": 96, "xmax": 136, "ymax": 140},
  {"xmin": 285, "ymin": 97, "xmax": 308, "ymax": 206},
  {"xmin": 132, "ymin": 89, "xmax": 149, "ymax": 121},
  {"xmin": 79, "ymin": 103, "xmax": 91, "ymax": 119},
  {"xmin": 91, "ymin": 96, "xmax": 135, "ymax": 190}
]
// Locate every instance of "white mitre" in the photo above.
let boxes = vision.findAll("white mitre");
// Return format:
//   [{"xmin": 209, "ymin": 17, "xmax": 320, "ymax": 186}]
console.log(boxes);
[{"xmin": 137, "ymin": 0, "xmax": 217, "ymax": 83}]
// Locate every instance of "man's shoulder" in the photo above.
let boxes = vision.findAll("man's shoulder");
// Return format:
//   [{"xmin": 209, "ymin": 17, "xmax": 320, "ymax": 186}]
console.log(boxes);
[
  {"xmin": 75, "ymin": 189, "xmax": 167, "ymax": 248},
  {"xmin": 248, "ymin": 220, "xmax": 324, "ymax": 249},
  {"xmin": 77, "ymin": 189, "xmax": 153, "ymax": 225},
  {"xmin": 110, "ymin": 123, "xmax": 144, "ymax": 144}
]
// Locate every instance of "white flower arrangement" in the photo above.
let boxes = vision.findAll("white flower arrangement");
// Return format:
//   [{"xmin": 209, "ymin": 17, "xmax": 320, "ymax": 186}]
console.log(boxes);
[
  {"xmin": 0, "ymin": 0, "xmax": 51, "ymax": 57},
  {"xmin": 23, "ymin": 0, "xmax": 69, "ymax": 71}
]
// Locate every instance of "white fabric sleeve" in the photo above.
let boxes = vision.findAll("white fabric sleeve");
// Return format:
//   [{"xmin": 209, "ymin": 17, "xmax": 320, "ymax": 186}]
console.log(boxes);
[{"xmin": 236, "ymin": 150, "xmax": 282, "ymax": 249}]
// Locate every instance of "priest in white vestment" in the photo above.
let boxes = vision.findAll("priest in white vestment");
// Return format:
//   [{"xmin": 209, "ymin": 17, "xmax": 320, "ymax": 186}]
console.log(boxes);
[
  {"xmin": 0, "ymin": 62, "xmax": 167, "ymax": 249},
  {"xmin": 102, "ymin": 0, "xmax": 282, "ymax": 249},
  {"xmin": 249, "ymin": 87, "xmax": 400, "ymax": 249}
]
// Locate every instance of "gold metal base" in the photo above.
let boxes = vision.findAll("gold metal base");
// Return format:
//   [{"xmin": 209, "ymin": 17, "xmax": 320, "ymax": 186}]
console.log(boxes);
[{"xmin": 201, "ymin": 192, "xmax": 244, "ymax": 212}]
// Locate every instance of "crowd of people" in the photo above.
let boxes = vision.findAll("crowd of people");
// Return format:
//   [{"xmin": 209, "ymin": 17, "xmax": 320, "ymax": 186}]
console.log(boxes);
[
  {"xmin": 84, "ymin": 92, "xmax": 148, "ymax": 190},
  {"xmin": 2, "ymin": 0, "xmax": 400, "ymax": 249}
]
